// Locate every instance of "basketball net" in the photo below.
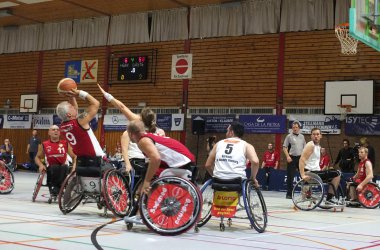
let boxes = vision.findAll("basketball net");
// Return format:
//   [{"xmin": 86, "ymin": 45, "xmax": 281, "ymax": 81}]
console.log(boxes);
[
  {"xmin": 335, "ymin": 23, "xmax": 358, "ymax": 55},
  {"xmin": 337, "ymin": 104, "xmax": 352, "ymax": 121}
]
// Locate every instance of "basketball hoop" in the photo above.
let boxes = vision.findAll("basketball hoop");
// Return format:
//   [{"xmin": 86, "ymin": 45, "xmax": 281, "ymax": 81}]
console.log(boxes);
[
  {"xmin": 335, "ymin": 23, "xmax": 358, "ymax": 55},
  {"xmin": 337, "ymin": 104, "xmax": 352, "ymax": 121}
]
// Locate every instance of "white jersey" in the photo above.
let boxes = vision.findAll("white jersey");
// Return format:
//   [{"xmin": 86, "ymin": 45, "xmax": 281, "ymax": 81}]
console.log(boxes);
[
  {"xmin": 213, "ymin": 137, "xmax": 247, "ymax": 179},
  {"xmin": 128, "ymin": 142, "xmax": 145, "ymax": 159},
  {"xmin": 305, "ymin": 141, "xmax": 321, "ymax": 171}
]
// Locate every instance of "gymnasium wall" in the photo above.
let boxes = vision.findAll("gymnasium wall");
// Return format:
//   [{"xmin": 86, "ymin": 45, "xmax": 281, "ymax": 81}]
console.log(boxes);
[{"xmin": 0, "ymin": 29, "xmax": 379, "ymax": 173}]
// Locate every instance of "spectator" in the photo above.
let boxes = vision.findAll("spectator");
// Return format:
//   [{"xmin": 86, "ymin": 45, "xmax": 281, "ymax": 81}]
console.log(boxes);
[
  {"xmin": 0, "ymin": 139, "xmax": 13, "ymax": 163},
  {"xmin": 261, "ymin": 142, "xmax": 280, "ymax": 190},
  {"xmin": 283, "ymin": 121, "xmax": 306, "ymax": 199},
  {"xmin": 319, "ymin": 147, "xmax": 331, "ymax": 170},
  {"xmin": 360, "ymin": 137, "xmax": 375, "ymax": 170},
  {"xmin": 27, "ymin": 130, "xmax": 41, "ymax": 172},
  {"xmin": 334, "ymin": 139, "xmax": 355, "ymax": 173},
  {"xmin": 203, "ymin": 135, "xmax": 217, "ymax": 182}
]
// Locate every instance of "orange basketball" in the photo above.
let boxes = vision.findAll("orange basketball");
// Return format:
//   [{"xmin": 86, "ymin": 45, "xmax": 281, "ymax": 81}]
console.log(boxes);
[{"xmin": 57, "ymin": 78, "xmax": 77, "ymax": 94}]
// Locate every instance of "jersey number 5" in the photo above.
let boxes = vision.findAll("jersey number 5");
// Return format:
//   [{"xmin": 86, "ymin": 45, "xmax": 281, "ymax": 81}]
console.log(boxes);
[{"xmin": 225, "ymin": 144, "xmax": 233, "ymax": 154}]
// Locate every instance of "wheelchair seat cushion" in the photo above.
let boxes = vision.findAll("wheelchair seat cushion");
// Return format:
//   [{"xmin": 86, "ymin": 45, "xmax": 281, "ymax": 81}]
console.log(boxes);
[{"xmin": 212, "ymin": 177, "xmax": 242, "ymax": 192}]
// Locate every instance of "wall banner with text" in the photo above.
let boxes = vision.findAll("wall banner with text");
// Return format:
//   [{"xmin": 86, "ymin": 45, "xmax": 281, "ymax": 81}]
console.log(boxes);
[
  {"xmin": 345, "ymin": 115, "xmax": 380, "ymax": 135},
  {"xmin": 157, "ymin": 114, "xmax": 184, "ymax": 131},
  {"xmin": 239, "ymin": 115, "xmax": 287, "ymax": 134},
  {"xmin": 288, "ymin": 115, "xmax": 341, "ymax": 134},
  {"xmin": 3, "ymin": 114, "xmax": 32, "ymax": 129},
  {"xmin": 103, "ymin": 114, "xmax": 128, "ymax": 131},
  {"xmin": 191, "ymin": 115, "xmax": 235, "ymax": 133}
]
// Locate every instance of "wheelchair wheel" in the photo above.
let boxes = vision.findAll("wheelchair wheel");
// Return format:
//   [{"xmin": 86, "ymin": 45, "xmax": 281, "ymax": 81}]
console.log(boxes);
[
  {"xmin": 243, "ymin": 180, "xmax": 267, "ymax": 233},
  {"xmin": 358, "ymin": 183, "xmax": 380, "ymax": 209},
  {"xmin": 139, "ymin": 176, "xmax": 202, "ymax": 236},
  {"xmin": 102, "ymin": 169, "xmax": 131, "ymax": 217},
  {"xmin": 58, "ymin": 171, "xmax": 84, "ymax": 214},
  {"xmin": 196, "ymin": 179, "xmax": 213, "ymax": 228},
  {"xmin": 32, "ymin": 171, "xmax": 46, "ymax": 202},
  {"xmin": 292, "ymin": 175, "xmax": 324, "ymax": 211},
  {"xmin": 0, "ymin": 162, "xmax": 14, "ymax": 194}
]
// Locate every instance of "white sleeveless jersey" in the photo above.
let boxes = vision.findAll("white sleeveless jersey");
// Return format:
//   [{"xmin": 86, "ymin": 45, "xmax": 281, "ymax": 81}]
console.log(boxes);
[
  {"xmin": 213, "ymin": 137, "xmax": 247, "ymax": 179},
  {"xmin": 305, "ymin": 141, "xmax": 321, "ymax": 171}
]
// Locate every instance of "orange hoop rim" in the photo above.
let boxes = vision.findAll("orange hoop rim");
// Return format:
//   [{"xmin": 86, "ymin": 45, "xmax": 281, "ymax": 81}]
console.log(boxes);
[
  {"xmin": 335, "ymin": 23, "xmax": 350, "ymax": 30},
  {"xmin": 337, "ymin": 104, "xmax": 352, "ymax": 112}
]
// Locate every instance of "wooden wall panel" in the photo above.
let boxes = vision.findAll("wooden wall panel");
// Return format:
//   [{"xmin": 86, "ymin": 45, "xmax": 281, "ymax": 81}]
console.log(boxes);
[
  {"xmin": 189, "ymin": 35, "xmax": 279, "ymax": 106},
  {"xmin": 283, "ymin": 30, "xmax": 380, "ymax": 106}
]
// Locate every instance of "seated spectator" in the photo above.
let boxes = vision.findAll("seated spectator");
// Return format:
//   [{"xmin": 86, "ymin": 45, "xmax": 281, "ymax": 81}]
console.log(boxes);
[
  {"xmin": 0, "ymin": 139, "xmax": 13, "ymax": 163},
  {"xmin": 319, "ymin": 147, "xmax": 331, "ymax": 170},
  {"xmin": 346, "ymin": 147, "xmax": 374, "ymax": 202}
]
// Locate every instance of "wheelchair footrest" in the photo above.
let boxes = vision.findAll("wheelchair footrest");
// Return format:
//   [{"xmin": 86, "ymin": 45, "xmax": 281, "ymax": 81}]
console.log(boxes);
[{"xmin": 124, "ymin": 215, "xmax": 143, "ymax": 225}]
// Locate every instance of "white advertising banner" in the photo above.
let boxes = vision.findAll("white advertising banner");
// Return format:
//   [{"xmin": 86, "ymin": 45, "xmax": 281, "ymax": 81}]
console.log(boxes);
[
  {"xmin": 103, "ymin": 114, "xmax": 129, "ymax": 131},
  {"xmin": 3, "ymin": 114, "xmax": 32, "ymax": 129},
  {"xmin": 33, "ymin": 114, "xmax": 54, "ymax": 129}
]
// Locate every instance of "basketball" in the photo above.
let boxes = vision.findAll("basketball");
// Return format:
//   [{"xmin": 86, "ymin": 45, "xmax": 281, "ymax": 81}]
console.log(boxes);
[{"xmin": 57, "ymin": 78, "xmax": 77, "ymax": 94}]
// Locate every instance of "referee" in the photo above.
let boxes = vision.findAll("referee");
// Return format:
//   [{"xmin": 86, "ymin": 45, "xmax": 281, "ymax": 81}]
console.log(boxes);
[{"xmin": 283, "ymin": 121, "xmax": 306, "ymax": 199}]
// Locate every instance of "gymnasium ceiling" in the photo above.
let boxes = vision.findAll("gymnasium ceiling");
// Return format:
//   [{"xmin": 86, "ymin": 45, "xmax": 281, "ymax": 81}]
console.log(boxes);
[{"xmin": 0, "ymin": 0, "xmax": 237, "ymax": 27}]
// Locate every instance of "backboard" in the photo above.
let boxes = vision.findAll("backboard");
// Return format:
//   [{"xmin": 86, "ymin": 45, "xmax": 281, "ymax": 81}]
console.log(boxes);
[
  {"xmin": 324, "ymin": 80, "xmax": 374, "ymax": 114},
  {"xmin": 20, "ymin": 94, "xmax": 38, "ymax": 113},
  {"xmin": 350, "ymin": 0, "xmax": 380, "ymax": 52}
]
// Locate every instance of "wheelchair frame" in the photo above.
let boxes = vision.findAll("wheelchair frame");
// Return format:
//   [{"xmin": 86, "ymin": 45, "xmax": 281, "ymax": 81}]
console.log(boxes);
[
  {"xmin": 0, "ymin": 160, "xmax": 14, "ymax": 194},
  {"xmin": 195, "ymin": 178, "xmax": 268, "ymax": 233},
  {"xmin": 58, "ymin": 168, "xmax": 131, "ymax": 217},
  {"xmin": 292, "ymin": 172, "xmax": 345, "ymax": 212},
  {"xmin": 32, "ymin": 166, "xmax": 69, "ymax": 203}
]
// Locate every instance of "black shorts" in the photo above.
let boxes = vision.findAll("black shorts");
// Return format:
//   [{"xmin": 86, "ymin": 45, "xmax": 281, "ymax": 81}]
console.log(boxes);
[{"xmin": 310, "ymin": 170, "xmax": 340, "ymax": 183}]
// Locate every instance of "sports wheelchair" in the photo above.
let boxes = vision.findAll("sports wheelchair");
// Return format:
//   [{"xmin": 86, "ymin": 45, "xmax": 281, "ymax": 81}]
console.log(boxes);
[
  {"xmin": 58, "ymin": 156, "xmax": 130, "ymax": 217},
  {"xmin": 0, "ymin": 154, "xmax": 16, "ymax": 172},
  {"xmin": 0, "ymin": 160, "xmax": 14, "ymax": 194},
  {"xmin": 346, "ymin": 182, "xmax": 380, "ymax": 209},
  {"xmin": 125, "ymin": 167, "xmax": 203, "ymax": 236},
  {"xmin": 195, "ymin": 177, "xmax": 268, "ymax": 233},
  {"xmin": 292, "ymin": 172, "xmax": 345, "ymax": 212},
  {"xmin": 32, "ymin": 165, "xmax": 69, "ymax": 203}
]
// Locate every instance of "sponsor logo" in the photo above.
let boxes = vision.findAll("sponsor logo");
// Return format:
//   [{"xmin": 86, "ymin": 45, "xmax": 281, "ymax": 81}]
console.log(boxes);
[
  {"xmin": 174, "ymin": 118, "xmax": 181, "ymax": 126},
  {"xmin": 150, "ymin": 187, "xmax": 167, "ymax": 214},
  {"xmin": 112, "ymin": 116, "xmax": 119, "ymax": 124},
  {"xmin": 7, "ymin": 115, "xmax": 29, "ymax": 121},
  {"xmin": 175, "ymin": 198, "xmax": 191, "ymax": 225}
]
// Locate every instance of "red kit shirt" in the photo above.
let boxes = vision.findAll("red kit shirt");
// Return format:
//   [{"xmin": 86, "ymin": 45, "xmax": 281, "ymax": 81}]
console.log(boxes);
[
  {"xmin": 59, "ymin": 119, "xmax": 104, "ymax": 157},
  {"xmin": 319, "ymin": 154, "xmax": 330, "ymax": 170},
  {"xmin": 262, "ymin": 150, "xmax": 279, "ymax": 168},
  {"xmin": 355, "ymin": 159, "xmax": 368, "ymax": 184},
  {"xmin": 42, "ymin": 139, "xmax": 68, "ymax": 166},
  {"xmin": 140, "ymin": 133, "xmax": 195, "ymax": 168}
]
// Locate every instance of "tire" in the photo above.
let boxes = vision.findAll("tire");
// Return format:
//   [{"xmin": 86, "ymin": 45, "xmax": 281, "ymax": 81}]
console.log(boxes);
[
  {"xmin": 243, "ymin": 180, "xmax": 267, "ymax": 233},
  {"xmin": 0, "ymin": 162, "xmax": 14, "ymax": 194},
  {"xmin": 58, "ymin": 171, "xmax": 83, "ymax": 214},
  {"xmin": 102, "ymin": 169, "xmax": 131, "ymax": 217},
  {"xmin": 358, "ymin": 183, "xmax": 380, "ymax": 209},
  {"xmin": 196, "ymin": 179, "xmax": 213, "ymax": 228},
  {"xmin": 292, "ymin": 177, "xmax": 324, "ymax": 211},
  {"xmin": 139, "ymin": 177, "xmax": 202, "ymax": 236},
  {"xmin": 32, "ymin": 172, "xmax": 45, "ymax": 202}
]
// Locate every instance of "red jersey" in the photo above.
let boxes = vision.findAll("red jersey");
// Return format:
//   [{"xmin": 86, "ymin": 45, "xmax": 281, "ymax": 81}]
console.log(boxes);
[
  {"xmin": 59, "ymin": 119, "xmax": 104, "ymax": 157},
  {"xmin": 319, "ymin": 154, "xmax": 330, "ymax": 170},
  {"xmin": 42, "ymin": 139, "xmax": 69, "ymax": 167},
  {"xmin": 141, "ymin": 133, "xmax": 195, "ymax": 168},
  {"xmin": 262, "ymin": 150, "xmax": 279, "ymax": 168},
  {"xmin": 355, "ymin": 159, "xmax": 369, "ymax": 184}
]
